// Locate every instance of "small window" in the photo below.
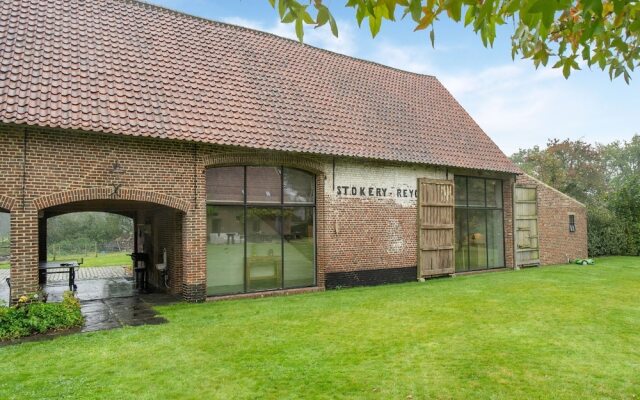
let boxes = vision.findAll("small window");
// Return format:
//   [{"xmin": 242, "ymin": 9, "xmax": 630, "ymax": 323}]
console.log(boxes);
[{"xmin": 569, "ymin": 214, "xmax": 576, "ymax": 233}]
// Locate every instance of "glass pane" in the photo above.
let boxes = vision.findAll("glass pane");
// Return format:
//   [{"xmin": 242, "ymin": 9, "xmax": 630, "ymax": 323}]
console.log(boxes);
[
  {"xmin": 455, "ymin": 208, "xmax": 468, "ymax": 272},
  {"xmin": 283, "ymin": 168, "xmax": 315, "ymax": 204},
  {"xmin": 455, "ymin": 176, "xmax": 467, "ymax": 206},
  {"xmin": 0, "ymin": 212, "xmax": 8, "ymax": 269},
  {"xmin": 206, "ymin": 206, "xmax": 245, "ymax": 295},
  {"xmin": 283, "ymin": 207, "xmax": 315, "ymax": 288},
  {"xmin": 246, "ymin": 207, "xmax": 282, "ymax": 291},
  {"xmin": 486, "ymin": 179, "xmax": 503, "ymax": 208},
  {"xmin": 468, "ymin": 178, "xmax": 485, "ymax": 207},
  {"xmin": 487, "ymin": 210, "xmax": 505, "ymax": 268},
  {"xmin": 468, "ymin": 209, "xmax": 488, "ymax": 270},
  {"xmin": 247, "ymin": 167, "xmax": 282, "ymax": 204},
  {"xmin": 206, "ymin": 167, "xmax": 244, "ymax": 203}
]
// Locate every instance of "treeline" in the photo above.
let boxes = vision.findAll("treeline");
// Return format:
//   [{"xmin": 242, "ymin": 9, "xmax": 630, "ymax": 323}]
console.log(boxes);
[
  {"xmin": 48, "ymin": 212, "xmax": 133, "ymax": 255},
  {"xmin": 511, "ymin": 135, "xmax": 640, "ymax": 257}
]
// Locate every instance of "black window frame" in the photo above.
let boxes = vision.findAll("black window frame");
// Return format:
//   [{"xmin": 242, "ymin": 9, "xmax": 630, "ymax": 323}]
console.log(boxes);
[
  {"xmin": 569, "ymin": 214, "xmax": 576, "ymax": 233},
  {"xmin": 454, "ymin": 175, "xmax": 506, "ymax": 272},
  {"xmin": 205, "ymin": 166, "xmax": 317, "ymax": 295}
]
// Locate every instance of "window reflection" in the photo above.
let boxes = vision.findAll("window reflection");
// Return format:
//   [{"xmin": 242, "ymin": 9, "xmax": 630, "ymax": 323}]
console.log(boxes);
[
  {"xmin": 455, "ymin": 177, "xmax": 505, "ymax": 272},
  {"xmin": 205, "ymin": 166, "xmax": 316, "ymax": 295},
  {"xmin": 247, "ymin": 167, "xmax": 282, "ymax": 204},
  {"xmin": 206, "ymin": 167, "xmax": 244, "ymax": 203}
]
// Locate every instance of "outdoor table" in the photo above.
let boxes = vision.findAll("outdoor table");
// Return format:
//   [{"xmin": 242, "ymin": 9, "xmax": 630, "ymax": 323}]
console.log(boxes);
[{"xmin": 38, "ymin": 261, "xmax": 80, "ymax": 291}]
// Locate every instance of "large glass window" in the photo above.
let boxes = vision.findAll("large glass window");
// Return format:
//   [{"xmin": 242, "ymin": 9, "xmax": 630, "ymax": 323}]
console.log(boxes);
[
  {"xmin": 206, "ymin": 166, "xmax": 316, "ymax": 296},
  {"xmin": 454, "ymin": 176, "xmax": 505, "ymax": 272}
]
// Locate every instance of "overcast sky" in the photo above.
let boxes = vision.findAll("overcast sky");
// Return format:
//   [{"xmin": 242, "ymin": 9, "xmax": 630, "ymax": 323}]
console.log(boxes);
[{"xmin": 152, "ymin": 0, "xmax": 638, "ymax": 156}]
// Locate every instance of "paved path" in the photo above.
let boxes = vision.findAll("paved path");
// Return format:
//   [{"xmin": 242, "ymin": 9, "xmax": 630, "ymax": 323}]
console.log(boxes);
[
  {"xmin": 0, "ymin": 266, "xmax": 130, "ymax": 282},
  {"xmin": 0, "ymin": 267, "xmax": 131, "ymax": 304}
]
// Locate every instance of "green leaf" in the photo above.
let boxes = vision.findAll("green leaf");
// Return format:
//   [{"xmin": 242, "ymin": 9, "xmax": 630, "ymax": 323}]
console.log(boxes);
[
  {"xmin": 385, "ymin": 0, "xmax": 397, "ymax": 21},
  {"xmin": 302, "ymin": 9, "xmax": 315, "ymax": 25},
  {"xmin": 445, "ymin": 0, "xmax": 463, "ymax": 22},
  {"xmin": 528, "ymin": 0, "xmax": 557, "ymax": 29},
  {"xmin": 316, "ymin": 7, "xmax": 329, "ymax": 27},
  {"xmin": 268, "ymin": 0, "xmax": 275, "ymax": 7},
  {"xmin": 562, "ymin": 60, "xmax": 571, "ymax": 78},
  {"xmin": 295, "ymin": 17, "xmax": 304, "ymax": 42},
  {"xmin": 369, "ymin": 14, "xmax": 382, "ymax": 37},
  {"xmin": 464, "ymin": 5, "xmax": 475, "ymax": 27},
  {"xmin": 277, "ymin": 0, "xmax": 287, "ymax": 19},
  {"xmin": 356, "ymin": 5, "xmax": 366, "ymax": 26},
  {"xmin": 329, "ymin": 15, "xmax": 339, "ymax": 37},
  {"xmin": 582, "ymin": 0, "xmax": 603, "ymax": 16},
  {"xmin": 430, "ymin": 28, "xmax": 435, "ymax": 48},
  {"xmin": 410, "ymin": 0, "xmax": 422, "ymax": 22},
  {"xmin": 282, "ymin": 12, "xmax": 296, "ymax": 24}
]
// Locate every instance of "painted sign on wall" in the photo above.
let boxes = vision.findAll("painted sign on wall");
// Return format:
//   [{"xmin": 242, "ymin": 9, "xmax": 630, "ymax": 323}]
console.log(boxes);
[{"xmin": 327, "ymin": 159, "xmax": 447, "ymax": 206}]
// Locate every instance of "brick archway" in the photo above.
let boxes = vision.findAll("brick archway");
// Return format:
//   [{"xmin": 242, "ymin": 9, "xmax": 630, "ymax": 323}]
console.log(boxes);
[
  {"xmin": 33, "ymin": 187, "xmax": 191, "ymax": 213},
  {"xmin": 203, "ymin": 152, "xmax": 326, "ymax": 176},
  {"xmin": 0, "ymin": 194, "xmax": 17, "ymax": 212}
]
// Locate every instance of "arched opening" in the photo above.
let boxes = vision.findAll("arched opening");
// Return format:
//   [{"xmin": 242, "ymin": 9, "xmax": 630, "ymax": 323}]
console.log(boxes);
[
  {"xmin": 0, "ymin": 208, "xmax": 9, "ymax": 304},
  {"xmin": 45, "ymin": 211, "xmax": 134, "ymax": 284},
  {"xmin": 205, "ymin": 166, "xmax": 317, "ymax": 296},
  {"xmin": 40, "ymin": 199, "xmax": 184, "ymax": 301}
]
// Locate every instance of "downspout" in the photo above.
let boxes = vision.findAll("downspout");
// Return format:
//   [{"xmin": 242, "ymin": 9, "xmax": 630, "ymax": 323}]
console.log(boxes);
[{"xmin": 512, "ymin": 175, "xmax": 519, "ymax": 270}]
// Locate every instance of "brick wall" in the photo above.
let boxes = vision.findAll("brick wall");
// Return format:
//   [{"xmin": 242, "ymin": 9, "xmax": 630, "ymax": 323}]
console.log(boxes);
[
  {"xmin": 516, "ymin": 174, "xmax": 588, "ymax": 265},
  {"xmin": 0, "ymin": 125, "xmax": 202, "ymax": 301},
  {"xmin": 323, "ymin": 159, "xmax": 447, "ymax": 274},
  {"xmin": 0, "ymin": 123, "xmax": 521, "ymax": 300}
]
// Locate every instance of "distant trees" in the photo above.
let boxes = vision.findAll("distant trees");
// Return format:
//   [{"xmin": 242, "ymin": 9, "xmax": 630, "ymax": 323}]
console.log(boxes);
[
  {"xmin": 47, "ymin": 212, "xmax": 133, "ymax": 256},
  {"xmin": 511, "ymin": 135, "xmax": 640, "ymax": 256}
]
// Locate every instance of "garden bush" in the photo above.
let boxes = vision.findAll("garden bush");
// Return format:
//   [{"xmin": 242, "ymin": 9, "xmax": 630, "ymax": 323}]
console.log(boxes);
[{"xmin": 0, "ymin": 291, "xmax": 84, "ymax": 340}]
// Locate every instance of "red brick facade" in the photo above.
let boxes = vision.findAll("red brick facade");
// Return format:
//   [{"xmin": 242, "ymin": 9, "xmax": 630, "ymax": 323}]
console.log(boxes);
[
  {"xmin": 4, "ymin": 124, "xmax": 580, "ymax": 302},
  {"xmin": 516, "ymin": 174, "xmax": 588, "ymax": 265}
]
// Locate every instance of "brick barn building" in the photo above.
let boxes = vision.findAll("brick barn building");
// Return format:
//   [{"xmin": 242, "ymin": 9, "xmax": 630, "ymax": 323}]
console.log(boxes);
[{"xmin": 0, "ymin": 0, "xmax": 587, "ymax": 303}]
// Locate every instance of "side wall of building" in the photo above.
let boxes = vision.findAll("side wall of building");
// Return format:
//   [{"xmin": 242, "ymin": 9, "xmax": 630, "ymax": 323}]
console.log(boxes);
[
  {"xmin": 1, "ymin": 125, "xmax": 519, "ymax": 300},
  {"xmin": 516, "ymin": 174, "xmax": 588, "ymax": 265}
]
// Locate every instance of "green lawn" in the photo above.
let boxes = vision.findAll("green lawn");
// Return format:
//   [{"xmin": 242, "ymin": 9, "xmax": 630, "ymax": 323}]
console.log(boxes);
[
  {"xmin": 0, "ymin": 252, "xmax": 131, "ymax": 269},
  {"xmin": 1, "ymin": 257, "xmax": 640, "ymax": 399}
]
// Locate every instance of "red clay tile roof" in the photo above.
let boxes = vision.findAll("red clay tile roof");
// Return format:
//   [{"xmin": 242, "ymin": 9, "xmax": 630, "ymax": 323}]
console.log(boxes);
[{"xmin": 0, "ymin": 0, "xmax": 520, "ymax": 174}]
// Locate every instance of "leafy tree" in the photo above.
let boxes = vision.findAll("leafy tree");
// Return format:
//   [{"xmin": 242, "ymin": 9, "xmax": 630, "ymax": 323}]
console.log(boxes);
[
  {"xmin": 511, "ymin": 134, "xmax": 640, "ymax": 256},
  {"xmin": 268, "ymin": 0, "xmax": 640, "ymax": 81},
  {"xmin": 511, "ymin": 138, "xmax": 605, "ymax": 204},
  {"xmin": 47, "ymin": 212, "xmax": 133, "ymax": 255}
]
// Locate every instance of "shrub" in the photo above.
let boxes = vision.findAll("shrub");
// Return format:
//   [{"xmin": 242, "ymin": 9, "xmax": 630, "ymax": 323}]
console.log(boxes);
[
  {"xmin": 588, "ymin": 205, "xmax": 640, "ymax": 257},
  {"xmin": 0, "ymin": 291, "xmax": 84, "ymax": 341}
]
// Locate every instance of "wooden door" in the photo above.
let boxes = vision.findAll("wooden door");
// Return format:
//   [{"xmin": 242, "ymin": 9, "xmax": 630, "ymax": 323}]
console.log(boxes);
[
  {"xmin": 417, "ymin": 178, "xmax": 455, "ymax": 278},
  {"xmin": 515, "ymin": 186, "xmax": 540, "ymax": 266}
]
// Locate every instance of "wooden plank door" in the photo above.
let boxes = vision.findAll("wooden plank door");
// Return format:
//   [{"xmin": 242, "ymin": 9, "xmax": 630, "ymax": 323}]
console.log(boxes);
[
  {"xmin": 515, "ymin": 186, "xmax": 540, "ymax": 266},
  {"xmin": 417, "ymin": 178, "xmax": 455, "ymax": 278}
]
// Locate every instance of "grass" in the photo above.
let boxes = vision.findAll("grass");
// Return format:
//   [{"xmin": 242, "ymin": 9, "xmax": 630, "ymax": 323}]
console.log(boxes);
[
  {"xmin": 1, "ymin": 256, "xmax": 640, "ymax": 399},
  {"xmin": 0, "ymin": 252, "xmax": 131, "ymax": 269}
]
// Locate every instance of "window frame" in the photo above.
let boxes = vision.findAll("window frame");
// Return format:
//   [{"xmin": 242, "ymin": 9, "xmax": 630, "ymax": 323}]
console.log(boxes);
[
  {"xmin": 454, "ymin": 176, "xmax": 506, "ymax": 272},
  {"xmin": 206, "ymin": 166, "xmax": 317, "ymax": 295},
  {"xmin": 569, "ymin": 214, "xmax": 576, "ymax": 233}
]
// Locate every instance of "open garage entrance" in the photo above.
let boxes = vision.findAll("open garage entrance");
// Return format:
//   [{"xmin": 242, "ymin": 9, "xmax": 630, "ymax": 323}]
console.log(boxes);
[{"xmin": 39, "ymin": 199, "xmax": 184, "ymax": 302}]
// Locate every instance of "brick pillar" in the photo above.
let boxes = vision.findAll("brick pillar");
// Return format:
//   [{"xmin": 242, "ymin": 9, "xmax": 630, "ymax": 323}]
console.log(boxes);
[
  {"xmin": 10, "ymin": 207, "xmax": 39, "ymax": 302},
  {"xmin": 181, "ymin": 208, "xmax": 206, "ymax": 302},
  {"xmin": 315, "ymin": 172, "xmax": 326, "ymax": 288}
]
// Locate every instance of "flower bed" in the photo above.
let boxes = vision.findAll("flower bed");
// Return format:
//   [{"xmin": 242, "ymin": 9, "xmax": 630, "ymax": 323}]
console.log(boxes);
[{"xmin": 0, "ymin": 291, "xmax": 84, "ymax": 340}]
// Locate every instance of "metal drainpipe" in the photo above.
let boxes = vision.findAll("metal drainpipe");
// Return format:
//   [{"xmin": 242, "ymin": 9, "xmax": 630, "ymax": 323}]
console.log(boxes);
[{"xmin": 512, "ymin": 175, "xmax": 519, "ymax": 270}]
